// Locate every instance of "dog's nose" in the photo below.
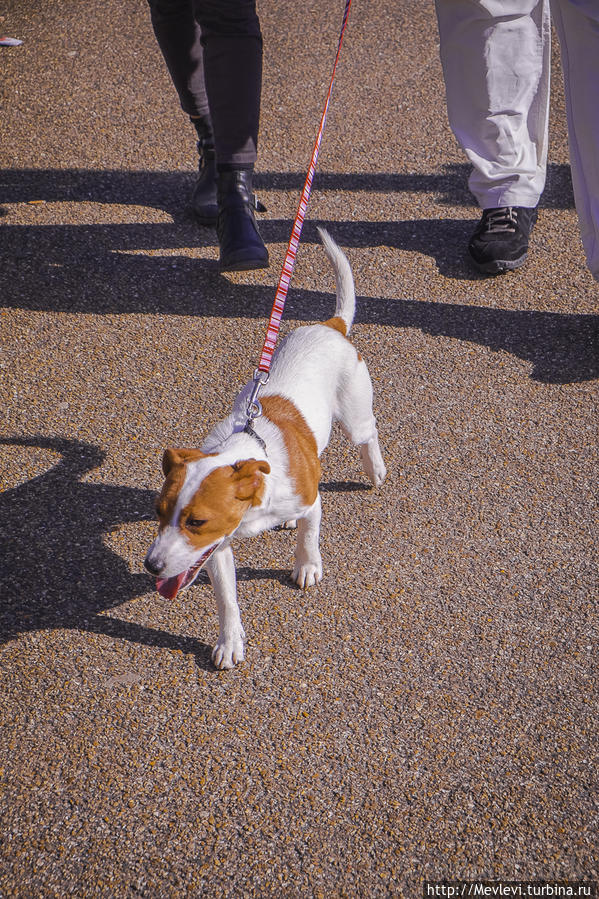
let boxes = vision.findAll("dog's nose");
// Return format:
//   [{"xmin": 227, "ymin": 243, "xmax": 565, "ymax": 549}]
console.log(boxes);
[{"xmin": 144, "ymin": 556, "xmax": 164, "ymax": 576}]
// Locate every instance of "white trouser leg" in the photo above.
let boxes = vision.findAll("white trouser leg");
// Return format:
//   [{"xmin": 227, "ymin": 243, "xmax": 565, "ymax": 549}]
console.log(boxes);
[
  {"xmin": 551, "ymin": 0, "xmax": 599, "ymax": 280},
  {"xmin": 435, "ymin": 0, "xmax": 551, "ymax": 208}
]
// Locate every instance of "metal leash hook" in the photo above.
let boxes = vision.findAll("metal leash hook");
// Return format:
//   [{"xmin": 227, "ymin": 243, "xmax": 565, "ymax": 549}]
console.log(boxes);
[
  {"xmin": 246, "ymin": 368, "xmax": 270, "ymax": 423},
  {"xmin": 243, "ymin": 369, "xmax": 270, "ymax": 455}
]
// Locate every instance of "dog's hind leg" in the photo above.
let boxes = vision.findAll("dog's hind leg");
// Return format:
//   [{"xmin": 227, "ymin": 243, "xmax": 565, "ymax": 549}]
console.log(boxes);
[
  {"xmin": 337, "ymin": 358, "xmax": 386, "ymax": 487},
  {"xmin": 292, "ymin": 494, "xmax": 323, "ymax": 588},
  {"xmin": 358, "ymin": 435, "xmax": 386, "ymax": 487},
  {"xmin": 206, "ymin": 543, "xmax": 246, "ymax": 669}
]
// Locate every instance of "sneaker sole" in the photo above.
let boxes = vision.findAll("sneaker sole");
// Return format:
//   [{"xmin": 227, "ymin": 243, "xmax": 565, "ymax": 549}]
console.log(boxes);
[{"xmin": 470, "ymin": 252, "xmax": 528, "ymax": 275}]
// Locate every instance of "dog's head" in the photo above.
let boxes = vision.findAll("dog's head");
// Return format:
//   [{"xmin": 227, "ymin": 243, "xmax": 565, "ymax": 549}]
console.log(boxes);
[{"xmin": 144, "ymin": 448, "xmax": 270, "ymax": 599}]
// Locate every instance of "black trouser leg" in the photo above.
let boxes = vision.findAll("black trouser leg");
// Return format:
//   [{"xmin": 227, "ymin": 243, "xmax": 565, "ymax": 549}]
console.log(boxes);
[
  {"xmin": 147, "ymin": 0, "xmax": 210, "ymax": 120},
  {"xmin": 201, "ymin": 33, "xmax": 262, "ymax": 169},
  {"xmin": 196, "ymin": 0, "xmax": 262, "ymax": 169},
  {"xmin": 147, "ymin": 0, "xmax": 267, "ymax": 266},
  {"xmin": 147, "ymin": 0, "xmax": 262, "ymax": 168}
]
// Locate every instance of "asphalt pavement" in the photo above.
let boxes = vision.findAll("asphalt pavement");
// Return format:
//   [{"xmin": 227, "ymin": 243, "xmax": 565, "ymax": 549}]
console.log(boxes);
[{"xmin": 0, "ymin": 1, "xmax": 597, "ymax": 896}]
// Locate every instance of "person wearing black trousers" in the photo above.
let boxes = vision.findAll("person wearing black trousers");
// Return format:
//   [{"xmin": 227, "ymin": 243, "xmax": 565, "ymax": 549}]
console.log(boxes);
[{"xmin": 147, "ymin": 0, "xmax": 269, "ymax": 271}]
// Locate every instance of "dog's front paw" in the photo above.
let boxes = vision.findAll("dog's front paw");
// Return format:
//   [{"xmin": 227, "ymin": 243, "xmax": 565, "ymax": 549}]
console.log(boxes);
[
  {"xmin": 212, "ymin": 634, "xmax": 245, "ymax": 670},
  {"xmin": 292, "ymin": 557, "xmax": 322, "ymax": 589}
]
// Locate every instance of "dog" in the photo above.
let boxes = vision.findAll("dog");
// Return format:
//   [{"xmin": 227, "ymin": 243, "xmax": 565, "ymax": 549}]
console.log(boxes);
[{"xmin": 144, "ymin": 229, "xmax": 386, "ymax": 669}]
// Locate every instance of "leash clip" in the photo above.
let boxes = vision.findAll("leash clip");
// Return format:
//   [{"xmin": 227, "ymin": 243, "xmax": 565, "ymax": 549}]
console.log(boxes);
[{"xmin": 246, "ymin": 368, "xmax": 269, "ymax": 422}]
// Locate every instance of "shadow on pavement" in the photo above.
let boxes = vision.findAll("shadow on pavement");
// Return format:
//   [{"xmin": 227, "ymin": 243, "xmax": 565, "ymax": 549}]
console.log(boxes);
[
  {"xmin": 1, "ymin": 165, "xmax": 595, "ymax": 386},
  {"xmin": 0, "ymin": 438, "xmax": 371, "ymax": 657},
  {"xmin": 0, "ymin": 436, "xmax": 214, "ymax": 668},
  {"xmin": 0, "ymin": 161, "xmax": 575, "ymax": 208},
  {"xmin": 367, "ymin": 297, "xmax": 599, "ymax": 385}
]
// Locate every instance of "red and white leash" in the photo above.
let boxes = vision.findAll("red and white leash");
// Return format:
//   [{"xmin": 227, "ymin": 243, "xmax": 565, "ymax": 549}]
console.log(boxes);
[{"xmin": 246, "ymin": 0, "xmax": 352, "ymax": 424}]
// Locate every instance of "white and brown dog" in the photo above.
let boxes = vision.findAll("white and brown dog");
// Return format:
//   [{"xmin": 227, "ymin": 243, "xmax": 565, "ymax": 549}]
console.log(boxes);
[{"xmin": 144, "ymin": 229, "xmax": 386, "ymax": 668}]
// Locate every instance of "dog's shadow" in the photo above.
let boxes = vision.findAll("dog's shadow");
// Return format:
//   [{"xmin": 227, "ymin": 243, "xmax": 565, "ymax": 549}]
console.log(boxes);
[
  {"xmin": 0, "ymin": 436, "xmax": 218, "ymax": 668},
  {"xmin": 0, "ymin": 438, "xmax": 360, "ymax": 664}
]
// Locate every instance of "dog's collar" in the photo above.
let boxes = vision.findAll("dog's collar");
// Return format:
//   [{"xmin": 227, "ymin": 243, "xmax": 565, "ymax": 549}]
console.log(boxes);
[{"xmin": 242, "ymin": 422, "xmax": 267, "ymax": 456}]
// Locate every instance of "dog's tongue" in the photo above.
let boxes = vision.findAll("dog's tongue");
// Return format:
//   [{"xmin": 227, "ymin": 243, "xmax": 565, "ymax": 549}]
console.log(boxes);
[{"xmin": 156, "ymin": 570, "xmax": 189, "ymax": 600}]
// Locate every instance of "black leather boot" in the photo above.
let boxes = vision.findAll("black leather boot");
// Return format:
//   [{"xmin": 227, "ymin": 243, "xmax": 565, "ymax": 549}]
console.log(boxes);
[
  {"xmin": 190, "ymin": 117, "xmax": 218, "ymax": 226},
  {"xmin": 191, "ymin": 138, "xmax": 218, "ymax": 225},
  {"xmin": 216, "ymin": 169, "xmax": 269, "ymax": 272}
]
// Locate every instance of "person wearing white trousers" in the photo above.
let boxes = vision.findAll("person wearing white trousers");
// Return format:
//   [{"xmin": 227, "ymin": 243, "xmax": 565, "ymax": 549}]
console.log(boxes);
[{"xmin": 435, "ymin": 0, "xmax": 599, "ymax": 279}]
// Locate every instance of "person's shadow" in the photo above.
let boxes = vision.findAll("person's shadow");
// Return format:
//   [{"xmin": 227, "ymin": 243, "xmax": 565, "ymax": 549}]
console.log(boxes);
[
  {"xmin": 0, "ymin": 162, "xmax": 578, "ymax": 294},
  {"xmin": 3, "ymin": 165, "xmax": 595, "ymax": 662},
  {"xmin": 1, "ymin": 166, "xmax": 596, "ymax": 383},
  {"xmin": 0, "ymin": 436, "xmax": 216, "ymax": 666}
]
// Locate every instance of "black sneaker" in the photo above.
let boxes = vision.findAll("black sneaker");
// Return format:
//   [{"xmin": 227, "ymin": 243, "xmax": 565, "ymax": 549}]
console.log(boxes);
[{"xmin": 468, "ymin": 206, "xmax": 538, "ymax": 274}]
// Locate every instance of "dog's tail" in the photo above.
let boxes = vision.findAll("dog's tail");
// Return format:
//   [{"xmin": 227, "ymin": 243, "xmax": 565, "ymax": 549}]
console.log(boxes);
[{"xmin": 318, "ymin": 227, "xmax": 356, "ymax": 336}]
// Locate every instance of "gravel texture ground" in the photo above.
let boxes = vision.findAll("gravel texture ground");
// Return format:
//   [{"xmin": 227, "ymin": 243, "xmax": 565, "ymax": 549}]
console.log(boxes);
[{"xmin": 0, "ymin": 1, "xmax": 597, "ymax": 897}]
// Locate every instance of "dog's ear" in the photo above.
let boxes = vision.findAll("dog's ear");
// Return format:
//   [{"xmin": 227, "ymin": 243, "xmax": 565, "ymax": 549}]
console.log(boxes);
[
  {"xmin": 162, "ymin": 448, "xmax": 182, "ymax": 476},
  {"xmin": 232, "ymin": 459, "xmax": 271, "ymax": 505},
  {"xmin": 162, "ymin": 448, "xmax": 208, "ymax": 476}
]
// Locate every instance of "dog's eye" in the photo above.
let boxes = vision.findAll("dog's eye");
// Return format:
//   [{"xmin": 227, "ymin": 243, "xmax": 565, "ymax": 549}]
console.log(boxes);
[{"xmin": 187, "ymin": 518, "xmax": 206, "ymax": 529}]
